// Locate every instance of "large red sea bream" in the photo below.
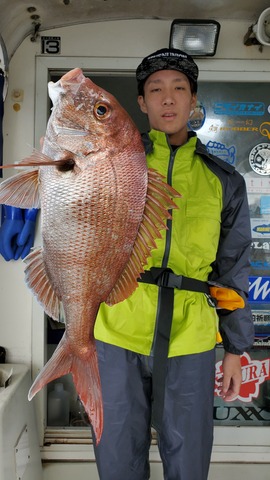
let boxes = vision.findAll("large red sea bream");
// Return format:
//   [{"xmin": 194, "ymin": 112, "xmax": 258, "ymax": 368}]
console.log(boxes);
[{"xmin": 0, "ymin": 69, "xmax": 180, "ymax": 443}]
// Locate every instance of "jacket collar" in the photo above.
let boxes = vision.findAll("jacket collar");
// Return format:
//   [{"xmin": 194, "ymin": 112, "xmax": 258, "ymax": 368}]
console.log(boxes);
[{"xmin": 142, "ymin": 130, "xmax": 235, "ymax": 174}]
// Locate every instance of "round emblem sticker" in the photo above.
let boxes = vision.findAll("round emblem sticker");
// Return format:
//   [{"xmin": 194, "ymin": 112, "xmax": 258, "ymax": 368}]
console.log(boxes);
[
  {"xmin": 188, "ymin": 100, "xmax": 206, "ymax": 131},
  {"xmin": 249, "ymin": 143, "xmax": 270, "ymax": 176}
]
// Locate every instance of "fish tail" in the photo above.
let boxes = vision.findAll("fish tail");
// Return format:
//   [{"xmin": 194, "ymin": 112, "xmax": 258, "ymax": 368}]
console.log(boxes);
[
  {"xmin": 71, "ymin": 350, "xmax": 103, "ymax": 444},
  {"xmin": 28, "ymin": 332, "xmax": 103, "ymax": 444},
  {"xmin": 28, "ymin": 334, "xmax": 72, "ymax": 400}
]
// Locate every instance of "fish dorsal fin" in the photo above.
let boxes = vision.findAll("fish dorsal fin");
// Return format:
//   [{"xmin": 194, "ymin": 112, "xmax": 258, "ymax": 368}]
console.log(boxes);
[
  {"xmin": 0, "ymin": 169, "xmax": 40, "ymax": 208},
  {"xmin": 105, "ymin": 168, "xmax": 181, "ymax": 306},
  {"xmin": 24, "ymin": 247, "xmax": 61, "ymax": 321}
]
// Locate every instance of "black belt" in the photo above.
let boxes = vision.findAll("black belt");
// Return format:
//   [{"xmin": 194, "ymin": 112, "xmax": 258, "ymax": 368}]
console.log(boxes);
[
  {"xmin": 139, "ymin": 268, "xmax": 211, "ymax": 294},
  {"xmin": 138, "ymin": 267, "xmax": 214, "ymax": 432}
]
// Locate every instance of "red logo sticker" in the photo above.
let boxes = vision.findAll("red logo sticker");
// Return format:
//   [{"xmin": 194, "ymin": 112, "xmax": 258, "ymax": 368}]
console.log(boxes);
[{"xmin": 215, "ymin": 352, "xmax": 270, "ymax": 402}]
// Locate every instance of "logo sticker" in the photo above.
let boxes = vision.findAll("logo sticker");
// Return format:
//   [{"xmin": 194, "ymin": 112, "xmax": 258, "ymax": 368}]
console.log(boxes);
[
  {"xmin": 249, "ymin": 276, "xmax": 270, "ymax": 303},
  {"xmin": 260, "ymin": 122, "xmax": 270, "ymax": 140},
  {"xmin": 251, "ymin": 240, "xmax": 270, "ymax": 251},
  {"xmin": 251, "ymin": 260, "xmax": 270, "ymax": 271},
  {"xmin": 188, "ymin": 100, "xmax": 206, "ymax": 131},
  {"xmin": 251, "ymin": 220, "xmax": 270, "ymax": 236},
  {"xmin": 245, "ymin": 177, "xmax": 270, "ymax": 193},
  {"xmin": 252, "ymin": 310, "xmax": 270, "ymax": 324},
  {"xmin": 206, "ymin": 140, "xmax": 236, "ymax": 165},
  {"xmin": 215, "ymin": 353, "xmax": 270, "ymax": 402},
  {"xmin": 213, "ymin": 102, "xmax": 265, "ymax": 116},
  {"xmin": 249, "ymin": 143, "xmax": 270, "ymax": 175}
]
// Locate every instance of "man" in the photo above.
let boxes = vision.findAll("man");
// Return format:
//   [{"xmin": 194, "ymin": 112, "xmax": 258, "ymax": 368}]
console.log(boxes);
[{"xmin": 94, "ymin": 48, "xmax": 254, "ymax": 480}]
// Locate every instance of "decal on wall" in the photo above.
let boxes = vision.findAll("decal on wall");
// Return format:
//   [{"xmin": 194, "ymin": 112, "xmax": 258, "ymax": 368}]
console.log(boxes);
[
  {"xmin": 206, "ymin": 140, "xmax": 236, "ymax": 165},
  {"xmin": 251, "ymin": 219, "xmax": 270, "ymax": 236},
  {"xmin": 213, "ymin": 102, "xmax": 265, "ymax": 116},
  {"xmin": 260, "ymin": 122, "xmax": 270, "ymax": 140},
  {"xmin": 251, "ymin": 240, "xmax": 270, "ymax": 251},
  {"xmin": 188, "ymin": 100, "xmax": 206, "ymax": 131},
  {"xmin": 249, "ymin": 276, "xmax": 270, "ymax": 304},
  {"xmin": 245, "ymin": 177, "xmax": 270, "ymax": 193},
  {"xmin": 41, "ymin": 36, "xmax": 61, "ymax": 55},
  {"xmin": 249, "ymin": 143, "xmax": 270, "ymax": 175},
  {"xmin": 215, "ymin": 352, "xmax": 270, "ymax": 402}
]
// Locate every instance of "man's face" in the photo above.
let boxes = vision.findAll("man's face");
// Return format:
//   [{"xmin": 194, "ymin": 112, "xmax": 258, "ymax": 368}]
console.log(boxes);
[{"xmin": 138, "ymin": 69, "xmax": 197, "ymax": 144}]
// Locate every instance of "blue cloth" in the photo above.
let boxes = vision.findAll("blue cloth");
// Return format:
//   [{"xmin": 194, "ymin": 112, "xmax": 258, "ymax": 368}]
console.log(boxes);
[{"xmin": 0, "ymin": 205, "xmax": 38, "ymax": 261}]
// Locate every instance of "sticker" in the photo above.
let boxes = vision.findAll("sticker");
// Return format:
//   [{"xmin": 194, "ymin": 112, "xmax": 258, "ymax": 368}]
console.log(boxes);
[
  {"xmin": 249, "ymin": 143, "xmax": 270, "ymax": 175},
  {"xmin": 213, "ymin": 102, "xmax": 265, "ymax": 116},
  {"xmin": 252, "ymin": 310, "xmax": 270, "ymax": 324},
  {"xmin": 188, "ymin": 100, "xmax": 205, "ymax": 131},
  {"xmin": 260, "ymin": 196, "xmax": 270, "ymax": 214},
  {"xmin": 251, "ymin": 260, "xmax": 270, "ymax": 272},
  {"xmin": 245, "ymin": 177, "xmax": 270, "ymax": 193},
  {"xmin": 41, "ymin": 36, "xmax": 61, "ymax": 55},
  {"xmin": 251, "ymin": 219, "xmax": 270, "ymax": 236},
  {"xmin": 250, "ymin": 241, "xmax": 270, "ymax": 275},
  {"xmin": 260, "ymin": 122, "xmax": 270, "ymax": 140},
  {"xmin": 215, "ymin": 352, "xmax": 270, "ymax": 402},
  {"xmin": 251, "ymin": 240, "xmax": 270, "ymax": 251},
  {"xmin": 219, "ymin": 125, "xmax": 259, "ymax": 132},
  {"xmin": 249, "ymin": 276, "xmax": 270, "ymax": 303},
  {"xmin": 206, "ymin": 140, "xmax": 236, "ymax": 165}
]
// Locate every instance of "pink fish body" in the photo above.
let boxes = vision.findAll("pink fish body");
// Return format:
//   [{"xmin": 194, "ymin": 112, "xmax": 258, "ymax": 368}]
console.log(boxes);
[{"xmin": 0, "ymin": 69, "xmax": 179, "ymax": 443}]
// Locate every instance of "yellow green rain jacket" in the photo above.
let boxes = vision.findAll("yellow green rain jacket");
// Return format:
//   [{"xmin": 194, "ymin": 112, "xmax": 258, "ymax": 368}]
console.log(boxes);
[{"xmin": 95, "ymin": 130, "xmax": 254, "ymax": 356}]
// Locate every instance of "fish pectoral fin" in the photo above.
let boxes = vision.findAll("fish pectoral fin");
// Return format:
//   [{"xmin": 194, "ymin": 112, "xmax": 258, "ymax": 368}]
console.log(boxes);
[
  {"xmin": 0, "ymin": 169, "xmax": 40, "ymax": 208},
  {"xmin": 0, "ymin": 150, "xmax": 74, "ymax": 170},
  {"xmin": 106, "ymin": 168, "xmax": 181, "ymax": 306},
  {"xmin": 24, "ymin": 247, "xmax": 61, "ymax": 321}
]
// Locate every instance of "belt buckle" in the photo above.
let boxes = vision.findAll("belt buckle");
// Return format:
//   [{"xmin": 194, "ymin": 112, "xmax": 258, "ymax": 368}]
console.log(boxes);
[
  {"xmin": 205, "ymin": 293, "xmax": 217, "ymax": 308},
  {"xmin": 157, "ymin": 270, "xmax": 170, "ymax": 288}
]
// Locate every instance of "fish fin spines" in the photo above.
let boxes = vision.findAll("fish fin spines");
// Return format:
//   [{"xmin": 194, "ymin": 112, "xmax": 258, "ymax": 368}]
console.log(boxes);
[
  {"xmin": 0, "ymin": 169, "xmax": 40, "ymax": 208},
  {"xmin": 105, "ymin": 169, "xmax": 181, "ymax": 306},
  {"xmin": 24, "ymin": 248, "xmax": 61, "ymax": 321}
]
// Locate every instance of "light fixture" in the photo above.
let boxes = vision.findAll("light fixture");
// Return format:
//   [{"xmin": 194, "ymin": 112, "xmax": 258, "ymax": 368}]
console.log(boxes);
[
  {"xmin": 244, "ymin": 8, "xmax": 270, "ymax": 49},
  {"xmin": 169, "ymin": 19, "xmax": 220, "ymax": 57}
]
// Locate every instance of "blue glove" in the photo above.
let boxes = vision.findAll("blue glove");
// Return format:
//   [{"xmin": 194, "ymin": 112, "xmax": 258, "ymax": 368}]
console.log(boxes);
[
  {"xmin": 17, "ymin": 208, "xmax": 39, "ymax": 259},
  {"xmin": 0, "ymin": 206, "xmax": 38, "ymax": 261},
  {"xmin": 0, "ymin": 205, "xmax": 24, "ymax": 261}
]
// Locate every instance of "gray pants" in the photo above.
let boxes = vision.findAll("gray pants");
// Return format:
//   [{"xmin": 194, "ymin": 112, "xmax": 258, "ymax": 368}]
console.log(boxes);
[{"xmin": 93, "ymin": 341, "xmax": 215, "ymax": 480}]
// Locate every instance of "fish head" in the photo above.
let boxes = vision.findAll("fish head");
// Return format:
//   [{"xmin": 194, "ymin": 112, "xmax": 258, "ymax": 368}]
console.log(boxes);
[{"xmin": 44, "ymin": 68, "xmax": 144, "ymax": 167}]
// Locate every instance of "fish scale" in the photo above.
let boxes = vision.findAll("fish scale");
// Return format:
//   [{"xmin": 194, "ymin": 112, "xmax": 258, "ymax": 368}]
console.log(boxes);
[{"xmin": 0, "ymin": 68, "xmax": 180, "ymax": 443}]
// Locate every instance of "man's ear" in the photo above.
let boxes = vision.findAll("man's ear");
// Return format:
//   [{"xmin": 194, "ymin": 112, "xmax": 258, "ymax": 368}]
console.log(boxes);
[
  {"xmin": 137, "ymin": 95, "xmax": 148, "ymax": 114},
  {"xmin": 191, "ymin": 93, "xmax": 197, "ymax": 111}
]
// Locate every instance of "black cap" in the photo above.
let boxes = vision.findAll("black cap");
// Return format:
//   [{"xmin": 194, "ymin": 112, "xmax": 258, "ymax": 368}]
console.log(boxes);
[{"xmin": 136, "ymin": 48, "xmax": 199, "ymax": 93}]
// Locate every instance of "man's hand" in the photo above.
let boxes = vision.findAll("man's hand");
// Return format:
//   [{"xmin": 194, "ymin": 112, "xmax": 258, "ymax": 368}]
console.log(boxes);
[{"xmin": 220, "ymin": 352, "xmax": 242, "ymax": 402}]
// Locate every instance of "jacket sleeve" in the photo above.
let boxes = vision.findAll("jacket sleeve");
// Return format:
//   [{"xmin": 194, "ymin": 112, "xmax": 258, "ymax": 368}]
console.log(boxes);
[{"xmin": 208, "ymin": 170, "xmax": 254, "ymax": 354}]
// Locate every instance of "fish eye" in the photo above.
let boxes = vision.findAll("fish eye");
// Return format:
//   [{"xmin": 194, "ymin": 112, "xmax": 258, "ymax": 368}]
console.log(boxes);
[{"xmin": 94, "ymin": 102, "xmax": 111, "ymax": 120}]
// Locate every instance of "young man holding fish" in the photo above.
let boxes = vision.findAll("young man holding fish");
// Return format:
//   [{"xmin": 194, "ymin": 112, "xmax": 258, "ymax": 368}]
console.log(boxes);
[{"xmin": 94, "ymin": 48, "xmax": 254, "ymax": 480}]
